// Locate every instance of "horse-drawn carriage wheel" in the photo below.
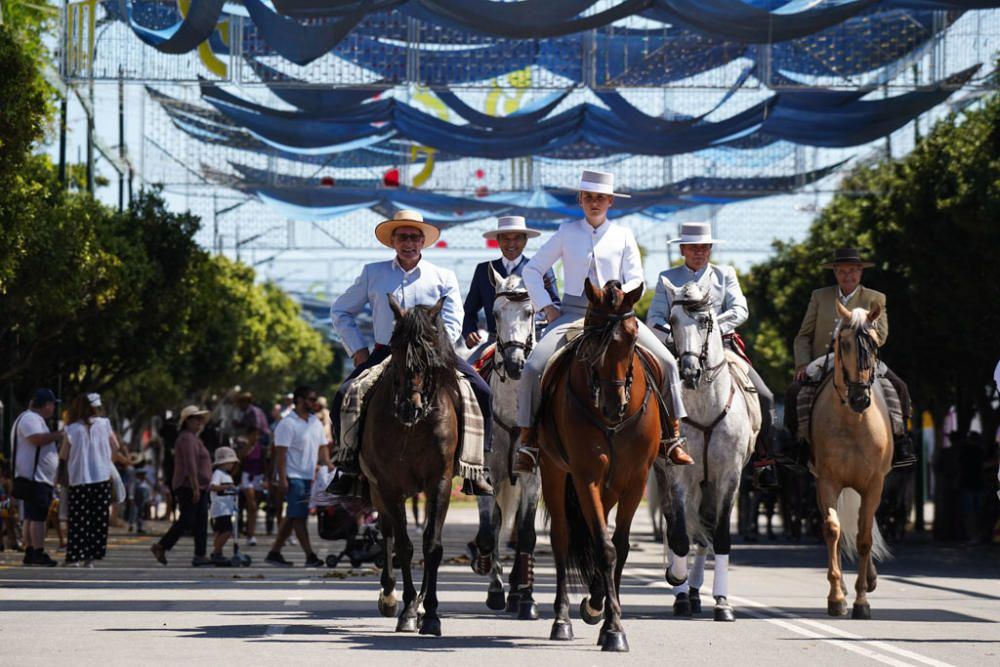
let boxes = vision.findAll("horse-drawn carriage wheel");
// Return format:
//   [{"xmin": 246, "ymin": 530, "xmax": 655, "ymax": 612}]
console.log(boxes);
[{"xmin": 579, "ymin": 596, "xmax": 602, "ymax": 625}]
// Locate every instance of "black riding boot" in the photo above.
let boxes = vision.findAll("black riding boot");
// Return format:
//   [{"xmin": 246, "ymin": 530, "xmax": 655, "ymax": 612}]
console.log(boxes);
[
  {"xmin": 891, "ymin": 434, "xmax": 917, "ymax": 468},
  {"xmin": 326, "ymin": 459, "xmax": 361, "ymax": 496}
]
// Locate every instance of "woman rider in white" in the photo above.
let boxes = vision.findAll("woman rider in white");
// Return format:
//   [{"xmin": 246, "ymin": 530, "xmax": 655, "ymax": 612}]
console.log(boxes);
[{"xmin": 513, "ymin": 170, "xmax": 694, "ymax": 473}]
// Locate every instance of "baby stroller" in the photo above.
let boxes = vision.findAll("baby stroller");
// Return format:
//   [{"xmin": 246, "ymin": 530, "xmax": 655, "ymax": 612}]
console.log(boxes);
[{"xmin": 312, "ymin": 471, "xmax": 384, "ymax": 568}]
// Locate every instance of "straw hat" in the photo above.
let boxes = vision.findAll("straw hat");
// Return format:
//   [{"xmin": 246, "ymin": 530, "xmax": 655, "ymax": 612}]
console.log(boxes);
[
  {"xmin": 482, "ymin": 215, "xmax": 541, "ymax": 239},
  {"xmin": 213, "ymin": 446, "xmax": 239, "ymax": 467},
  {"xmin": 578, "ymin": 170, "xmax": 631, "ymax": 198},
  {"xmin": 374, "ymin": 210, "xmax": 441, "ymax": 248},
  {"xmin": 669, "ymin": 222, "xmax": 725, "ymax": 245},
  {"xmin": 178, "ymin": 405, "xmax": 209, "ymax": 427},
  {"xmin": 820, "ymin": 247, "xmax": 874, "ymax": 269}
]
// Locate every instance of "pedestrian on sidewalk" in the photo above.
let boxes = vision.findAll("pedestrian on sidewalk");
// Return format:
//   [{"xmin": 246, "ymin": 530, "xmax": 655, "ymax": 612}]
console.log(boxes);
[
  {"xmin": 12, "ymin": 389, "xmax": 64, "ymax": 567},
  {"xmin": 62, "ymin": 393, "xmax": 115, "ymax": 566},
  {"xmin": 265, "ymin": 386, "xmax": 332, "ymax": 568},
  {"xmin": 208, "ymin": 446, "xmax": 240, "ymax": 565},
  {"xmin": 151, "ymin": 405, "xmax": 213, "ymax": 567}
]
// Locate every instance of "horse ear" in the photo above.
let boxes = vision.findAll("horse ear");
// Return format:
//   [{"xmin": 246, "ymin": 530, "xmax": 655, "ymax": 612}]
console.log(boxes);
[
  {"xmin": 428, "ymin": 296, "xmax": 446, "ymax": 319},
  {"xmin": 836, "ymin": 300, "xmax": 852, "ymax": 321},
  {"xmin": 867, "ymin": 302, "xmax": 882, "ymax": 323},
  {"xmin": 625, "ymin": 283, "xmax": 644, "ymax": 306},
  {"xmin": 659, "ymin": 275, "xmax": 678, "ymax": 300},
  {"xmin": 584, "ymin": 277, "xmax": 600, "ymax": 303},
  {"xmin": 487, "ymin": 262, "xmax": 501, "ymax": 288},
  {"xmin": 387, "ymin": 293, "xmax": 404, "ymax": 320}
]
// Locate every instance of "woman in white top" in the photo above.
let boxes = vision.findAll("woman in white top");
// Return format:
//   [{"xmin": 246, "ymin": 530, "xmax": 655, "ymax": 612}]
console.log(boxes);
[
  {"xmin": 62, "ymin": 393, "xmax": 120, "ymax": 566},
  {"xmin": 513, "ymin": 170, "xmax": 694, "ymax": 473}
]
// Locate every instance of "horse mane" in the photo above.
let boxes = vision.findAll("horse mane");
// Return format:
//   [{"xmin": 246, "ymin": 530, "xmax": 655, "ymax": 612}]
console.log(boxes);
[
  {"xmin": 672, "ymin": 282, "xmax": 713, "ymax": 313},
  {"xmin": 834, "ymin": 308, "xmax": 878, "ymax": 371},
  {"xmin": 389, "ymin": 304, "xmax": 460, "ymax": 397}
]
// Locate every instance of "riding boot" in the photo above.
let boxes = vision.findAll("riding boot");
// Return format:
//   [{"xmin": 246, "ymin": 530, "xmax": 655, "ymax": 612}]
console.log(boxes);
[
  {"xmin": 660, "ymin": 417, "xmax": 694, "ymax": 466},
  {"xmin": 461, "ymin": 476, "xmax": 495, "ymax": 497},
  {"xmin": 326, "ymin": 458, "xmax": 361, "ymax": 496},
  {"xmin": 752, "ymin": 460, "xmax": 779, "ymax": 490},
  {"xmin": 891, "ymin": 433, "xmax": 917, "ymax": 468},
  {"xmin": 513, "ymin": 427, "xmax": 540, "ymax": 475}
]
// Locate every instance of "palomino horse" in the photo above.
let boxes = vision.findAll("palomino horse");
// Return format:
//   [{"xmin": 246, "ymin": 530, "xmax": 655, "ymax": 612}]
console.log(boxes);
[
  {"xmin": 538, "ymin": 279, "xmax": 661, "ymax": 652},
  {"xmin": 812, "ymin": 301, "xmax": 892, "ymax": 619},
  {"xmin": 469, "ymin": 267, "xmax": 543, "ymax": 620},
  {"xmin": 362, "ymin": 295, "xmax": 461, "ymax": 636},
  {"xmin": 653, "ymin": 279, "xmax": 757, "ymax": 622}
]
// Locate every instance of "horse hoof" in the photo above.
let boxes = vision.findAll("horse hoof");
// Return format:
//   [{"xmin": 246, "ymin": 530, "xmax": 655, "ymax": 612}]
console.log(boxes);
[
  {"xmin": 396, "ymin": 615, "xmax": 418, "ymax": 633},
  {"xmin": 517, "ymin": 599, "xmax": 539, "ymax": 621},
  {"xmin": 828, "ymin": 599, "xmax": 849, "ymax": 617},
  {"xmin": 600, "ymin": 630, "xmax": 630, "ymax": 653},
  {"xmin": 714, "ymin": 604, "xmax": 735, "ymax": 623},
  {"xmin": 579, "ymin": 597, "xmax": 602, "ymax": 626},
  {"xmin": 665, "ymin": 569, "xmax": 688, "ymax": 587},
  {"xmin": 549, "ymin": 620, "xmax": 574, "ymax": 641},
  {"xmin": 689, "ymin": 588, "xmax": 702, "ymax": 615},
  {"xmin": 673, "ymin": 593, "xmax": 692, "ymax": 618},
  {"xmin": 486, "ymin": 589, "xmax": 506, "ymax": 611},
  {"xmin": 505, "ymin": 592, "xmax": 521, "ymax": 613},
  {"xmin": 418, "ymin": 616, "xmax": 442, "ymax": 636},
  {"xmin": 378, "ymin": 596, "xmax": 398, "ymax": 618},
  {"xmin": 851, "ymin": 603, "xmax": 871, "ymax": 620}
]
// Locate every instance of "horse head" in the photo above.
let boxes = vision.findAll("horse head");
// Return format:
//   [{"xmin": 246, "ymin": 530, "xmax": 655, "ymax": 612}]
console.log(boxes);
[
  {"xmin": 662, "ymin": 276, "xmax": 722, "ymax": 390},
  {"xmin": 834, "ymin": 301, "xmax": 882, "ymax": 414},
  {"xmin": 387, "ymin": 293, "xmax": 455, "ymax": 427},
  {"xmin": 581, "ymin": 278, "xmax": 643, "ymax": 422},
  {"xmin": 489, "ymin": 264, "xmax": 534, "ymax": 381}
]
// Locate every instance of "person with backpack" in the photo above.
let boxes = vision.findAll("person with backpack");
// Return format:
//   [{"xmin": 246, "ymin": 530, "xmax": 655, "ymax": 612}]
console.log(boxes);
[{"xmin": 11, "ymin": 389, "xmax": 64, "ymax": 566}]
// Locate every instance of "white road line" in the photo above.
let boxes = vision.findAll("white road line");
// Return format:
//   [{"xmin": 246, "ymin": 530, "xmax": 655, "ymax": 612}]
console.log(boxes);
[
  {"xmin": 297, "ymin": 578, "xmax": 310, "ymax": 586},
  {"xmin": 284, "ymin": 596, "xmax": 302, "ymax": 607},
  {"xmin": 795, "ymin": 619, "xmax": 956, "ymax": 667}
]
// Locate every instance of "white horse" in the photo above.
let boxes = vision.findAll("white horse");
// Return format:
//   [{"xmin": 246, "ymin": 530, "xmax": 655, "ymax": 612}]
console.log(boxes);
[
  {"xmin": 653, "ymin": 279, "xmax": 758, "ymax": 622},
  {"xmin": 468, "ymin": 267, "xmax": 543, "ymax": 620}
]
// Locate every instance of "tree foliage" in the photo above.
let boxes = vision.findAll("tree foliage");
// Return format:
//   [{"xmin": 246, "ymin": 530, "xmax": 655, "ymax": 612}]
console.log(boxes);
[{"xmin": 744, "ymin": 92, "xmax": 1000, "ymax": 432}]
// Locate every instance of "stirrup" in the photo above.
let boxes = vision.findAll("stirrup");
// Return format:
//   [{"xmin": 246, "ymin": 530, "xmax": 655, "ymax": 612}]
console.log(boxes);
[
  {"xmin": 513, "ymin": 446, "xmax": 540, "ymax": 475},
  {"xmin": 659, "ymin": 436, "xmax": 693, "ymax": 466}
]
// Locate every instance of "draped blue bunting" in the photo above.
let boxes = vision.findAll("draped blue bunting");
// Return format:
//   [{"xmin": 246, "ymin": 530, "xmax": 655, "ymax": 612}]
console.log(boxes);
[
  {"xmin": 243, "ymin": 0, "xmax": 371, "ymax": 66},
  {"xmin": 125, "ymin": 0, "xmax": 225, "ymax": 54}
]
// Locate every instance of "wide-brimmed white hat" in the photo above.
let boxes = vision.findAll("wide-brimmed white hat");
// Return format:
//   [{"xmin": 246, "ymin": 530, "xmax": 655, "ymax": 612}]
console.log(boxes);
[
  {"xmin": 374, "ymin": 210, "xmax": 441, "ymax": 248},
  {"xmin": 179, "ymin": 405, "xmax": 209, "ymax": 427},
  {"xmin": 669, "ymin": 222, "xmax": 725, "ymax": 245},
  {"xmin": 213, "ymin": 446, "xmax": 239, "ymax": 467},
  {"xmin": 482, "ymin": 215, "xmax": 541, "ymax": 240},
  {"xmin": 578, "ymin": 170, "xmax": 631, "ymax": 199}
]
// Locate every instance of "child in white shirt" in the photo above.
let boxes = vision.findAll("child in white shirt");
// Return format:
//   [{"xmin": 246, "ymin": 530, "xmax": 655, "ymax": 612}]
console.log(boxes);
[{"xmin": 209, "ymin": 447, "xmax": 240, "ymax": 565}]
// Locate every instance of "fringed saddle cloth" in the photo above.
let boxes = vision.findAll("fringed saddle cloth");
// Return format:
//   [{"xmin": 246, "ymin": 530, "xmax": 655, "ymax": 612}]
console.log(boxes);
[
  {"xmin": 336, "ymin": 358, "xmax": 486, "ymax": 481},
  {"xmin": 797, "ymin": 359, "xmax": 905, "ymax": 444}
]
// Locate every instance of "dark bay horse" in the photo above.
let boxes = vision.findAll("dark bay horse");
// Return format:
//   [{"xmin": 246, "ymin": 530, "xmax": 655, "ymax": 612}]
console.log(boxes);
[
  {"xmin": 538, "ymin": 279, "xmax": 661, "ymax": 652},
  {"xmin": 361, "ymin": 294, "xmax": 461, "ymax": 636},
  {"xmin": 812, "ymin": 301, "xmax": 892, "ymax": 619}
]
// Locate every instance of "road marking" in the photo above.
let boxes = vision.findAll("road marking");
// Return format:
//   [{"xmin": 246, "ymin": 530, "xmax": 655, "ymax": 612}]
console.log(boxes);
[
  {"xmin": 284, "ymin": 596, "xmax": 302, "ymax": 607},
  {"xmin": 297, "ymin": 578, "xmax": 310, "ymax": 586},
  {"xmin": 627, "ymin": 568, "xmax": 954, "ymax": 667}
]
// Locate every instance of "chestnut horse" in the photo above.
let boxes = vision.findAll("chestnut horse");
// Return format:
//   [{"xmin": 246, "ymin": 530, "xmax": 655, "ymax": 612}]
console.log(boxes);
[
  {"xmin": 538, "ymin": 279, "xmax": 662, "ymax": 652},
  {"xmin": 362, "ymin": 295, "xmax": 461, "ymax": 637},
  {"xmin": 811, "ymin": 301, "xmax": 892, "ymax": 619}
]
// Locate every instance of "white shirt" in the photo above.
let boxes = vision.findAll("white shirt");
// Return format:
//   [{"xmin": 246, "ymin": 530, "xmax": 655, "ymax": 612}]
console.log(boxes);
[
  {"xmin": 503, "ymin": 255, "xmax": 523, "ymax": 276},
  {"xmin": 647, "ymin": 263, "xmax": 749, "ymax": 336},
  {"xmin": 331, "ymin": 257, "xmax": 463, "ymax": 356},
  {"xmin": 209, "ymin": 468, "xmax": 237, "ymax": 519},
  {"xmin": 65, "ymin": 418, "xmax": 114, "ymax": 486},
  {"xmin": 273, "ymin": 411, "xmax": 326, "ymax": 480},
  {"xmin": 523, "ymin": 218, "xmax": 643, "ymax": 309},
  {"xmin": 838, "ymin": 286, "xmax": 860, "ymax": 305},
  {"xmin": 14, "ymin": 410, "xmax": 58, "ymax": 486}
]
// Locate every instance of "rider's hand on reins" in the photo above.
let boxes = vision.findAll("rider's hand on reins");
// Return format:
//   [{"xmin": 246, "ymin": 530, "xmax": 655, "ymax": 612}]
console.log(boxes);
[{"xmin": 543, "ymin": 305, "xmax": 561, "ymax": 323}]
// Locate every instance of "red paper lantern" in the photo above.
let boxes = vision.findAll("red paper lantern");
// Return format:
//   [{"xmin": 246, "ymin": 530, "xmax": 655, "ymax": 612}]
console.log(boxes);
[
  {"xmin": 319, "ymin": 176, "xmax": 335, "ymax": 186},
  {"xmin": 436, "ymin": 240, "xmax": 448, "ymax": 248},
  {"xmin": 383, "ymin": 168, "xmax": 400, "ymax": 188},
  {"xmin": 475, "ymin": 185, "xmax": 489, "ymax": 198},
  {"xmin": 475, "ymin": 168, "xmax": 485, "ymax": 179}
]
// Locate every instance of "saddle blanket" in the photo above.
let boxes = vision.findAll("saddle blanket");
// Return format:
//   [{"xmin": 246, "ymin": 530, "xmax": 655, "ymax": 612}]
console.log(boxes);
[
  {"xmin": 726, "ymin": 349, "xmax": 761, "ymax": 436},
  {"xmin": 797, "ymin": 358, "xmax": 905, "ymax": 443},
  {"xmin": 336, "ymin": 358, "xmax": 486, "ymax": 479}
]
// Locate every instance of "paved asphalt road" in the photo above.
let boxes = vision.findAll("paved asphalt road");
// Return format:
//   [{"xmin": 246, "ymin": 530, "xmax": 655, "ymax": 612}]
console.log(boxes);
[{"xmin": 1, "ymin": 502, "xmax": 998, "ymax": 666}]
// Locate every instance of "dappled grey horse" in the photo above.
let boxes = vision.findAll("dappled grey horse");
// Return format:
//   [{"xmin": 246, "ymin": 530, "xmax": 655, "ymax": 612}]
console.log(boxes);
[
  {"xmin": 468, "ymin": 267, "xmax": 542, "ymax": 620},
  {"xmin": 653, "ymin": 279, "xmax": 757, "ymax": 622}
]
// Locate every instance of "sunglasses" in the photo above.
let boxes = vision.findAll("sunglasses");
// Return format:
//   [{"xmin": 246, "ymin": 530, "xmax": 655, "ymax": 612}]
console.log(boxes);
[{"xmin": 393, "ymin": 233, "xmax": 424, "ymax": 243}]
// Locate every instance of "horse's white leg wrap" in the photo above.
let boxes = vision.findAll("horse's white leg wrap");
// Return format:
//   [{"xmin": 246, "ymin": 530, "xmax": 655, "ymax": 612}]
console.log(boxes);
[
  {"xmin": 689, "ymin": 549, "xmax": 707, "ymax": 590},
  {"xmin": 668, "ymin": 548, "xmax": 689, "ymax": 594},
  {"xmin": 712, "ymin": 554, "xmax": 730, "ymax": 599}
]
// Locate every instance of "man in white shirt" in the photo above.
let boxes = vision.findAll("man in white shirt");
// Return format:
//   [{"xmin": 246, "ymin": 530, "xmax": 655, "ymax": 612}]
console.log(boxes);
[
  {"xmin": 12, "ymin": 389, "xmax": 64, "ymax": 567},
  {"xmin": 265, "ymin": 386, "xmax": 332, "ymax": 567}
]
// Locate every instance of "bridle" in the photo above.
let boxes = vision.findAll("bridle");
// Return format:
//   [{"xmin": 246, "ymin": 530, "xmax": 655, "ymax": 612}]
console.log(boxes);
[
  {"xmin": 832, "ymin": 320, "xmax": 878, "ymax": 407},
  {"xmin": 580, "ymin": 309, "xmax": 638, "ymax": 423},
  {"xmin": 493, "ymin": 287, "xmax": 534, "ymax": 383},
  {"xmin": 672, "ymin": 299, "xmax": 726, "ymax": 384}
]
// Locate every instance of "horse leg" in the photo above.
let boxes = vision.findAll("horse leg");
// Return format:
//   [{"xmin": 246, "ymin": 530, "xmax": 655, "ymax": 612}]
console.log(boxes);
[
  {"xmin": 817, "ymin": 480, "xmax": 847, "ymax": 617},
  {"xmin": 377, "ymin": 512, "xmax": 399, "ymax": 619},
  {"xmin": 484, "ymin": 498, "xmax": 506, "ymax": 611},
  {"xmin": 417, "ymin": 478, "xmax": 451, "ymax": 637},
  {"xmin": 541, "ymin": 465, "xmax": 573, "ymax": 641},
  {"xmin": 711, "ymin": 485, "xmax": 738, "ymax": 623},
  {"xmin": 386, "ymin": 501, "xmax": 419, "ymax": 632},
  {"xmin": 852, "ymin": 483, "xmax": 883, "ymax": 620},
  {"xmin": 470, "ymin": 494, "xmax": 495, "ymax": 577},
  {"xmin": 513, "ymin": 475, "xmax": 541, "ymax": 620},
  {"xmin": 688, "ymin": 545, "xmax": 707, "ymax": 614},
  {"xmin": 575, "ymin": 481, "xmax": 627, "ymax": 653},
  {"xmin": 662, "ymin": 474, "xmax": 692, "ymax": 617}
]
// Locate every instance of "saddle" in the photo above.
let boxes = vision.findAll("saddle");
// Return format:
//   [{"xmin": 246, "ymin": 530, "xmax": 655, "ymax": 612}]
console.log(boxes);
[{"xmin": 726, "ymin": 349, "xmax": 762, "ymax": 436}]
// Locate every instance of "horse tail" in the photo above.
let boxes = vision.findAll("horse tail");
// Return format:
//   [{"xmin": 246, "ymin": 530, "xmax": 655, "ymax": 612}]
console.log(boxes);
[
  {"xmin": 564, "ymin": 475, "xmax": 600, "ymax": 587},
  {"xmin": 836, "ymin": 488, "xmax": 892, "ymax": 562}
]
